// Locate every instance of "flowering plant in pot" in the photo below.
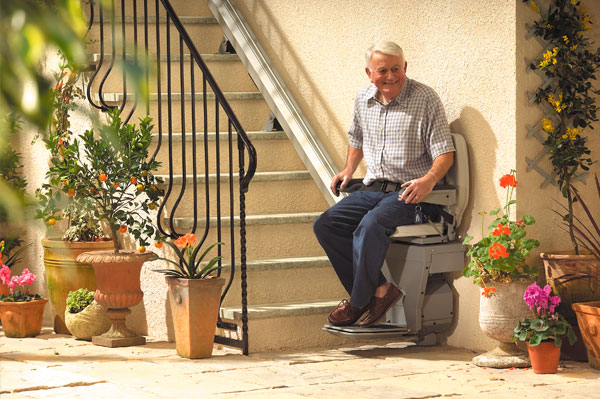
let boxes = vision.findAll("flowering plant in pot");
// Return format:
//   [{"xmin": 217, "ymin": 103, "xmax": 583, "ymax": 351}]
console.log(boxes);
[
  {"xmin": 514, "ymin": 282, "xmax": 576, "ymax": 373},
  {"xmin": 153, "ymin": 233, "xmax": 225, "ymax": 358},
  {"xmin": 64, "ymin": 288, "xmax": 110, "ymax": 341},
  {"xmin": 0, "ymin": 241, "xmax": 47, "ymax": 338},
  {"xmin": 463, "ymin": 171, "xmax": 541, "ymax": 367},
  {"xmin": 463, "ymin": 170, "xmax": 540, "ymax": 295}
]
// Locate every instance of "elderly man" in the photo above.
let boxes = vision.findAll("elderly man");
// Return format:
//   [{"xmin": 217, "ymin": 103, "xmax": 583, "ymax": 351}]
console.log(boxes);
[{"xmin": 313, "ymin": 40, "xmax": 455, "ymax": 327}]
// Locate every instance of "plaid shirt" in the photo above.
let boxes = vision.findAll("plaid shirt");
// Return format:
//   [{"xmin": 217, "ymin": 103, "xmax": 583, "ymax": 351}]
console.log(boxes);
[{"xmin": 348, "ymin": 79, "xmax": 455, "ymax": 185}]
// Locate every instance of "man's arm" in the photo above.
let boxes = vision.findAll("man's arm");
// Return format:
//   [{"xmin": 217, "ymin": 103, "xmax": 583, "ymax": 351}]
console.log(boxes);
[
  {"xmin": 330, "ymin": 146, "xmax": 363, "ymax": 196},
  {"xmin": 398, "ymin": 152, "xmax": 454, "ymax": 204}
]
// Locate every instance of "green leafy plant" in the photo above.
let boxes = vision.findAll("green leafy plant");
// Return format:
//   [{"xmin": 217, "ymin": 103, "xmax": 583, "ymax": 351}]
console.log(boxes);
[
  {"xmin": 463, "ymin": 171, "xmax": 540, "ymax": 295},
  {"xmin": 37, "ymin": 107, "xmax": 164, "ymax": 254},
  {"xmin": 514, "ymin": 281, "xmax": 576, "ymax": 348},
  {"xmin": 525, "ymin": 0, "xmax": 600, "ymax": 253},
  {"xmin": 36, "ymin": 60, "xmax": 105, "ymax": 242},
  {"xmin": 153, "ymin": 233, "xmax": 223, "ymax": 279},
  {"xmin": 66, "ymin": 288, "xmax": 94, "ymax": 314}
]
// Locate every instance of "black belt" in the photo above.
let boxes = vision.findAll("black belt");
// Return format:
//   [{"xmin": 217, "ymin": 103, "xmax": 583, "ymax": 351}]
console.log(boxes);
[{"xmin": 364, "ymin": 179, "xmax": 404, "ymax": 193}]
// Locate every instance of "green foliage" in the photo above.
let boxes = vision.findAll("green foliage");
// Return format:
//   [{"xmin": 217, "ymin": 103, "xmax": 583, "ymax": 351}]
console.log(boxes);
[
  {"xmin": 154, "ymin": 234, "xmax": 223, "ymax": 279},
  {"xmin": 463, "ymin": 171, "xmax": 540, "ymax": 287},
  {"xmin": 0, "ymin": 291, "xmax": 42, "ymax": 303},
  {"xmin": 525, "ymin": 0, "xmax": 600, "ymax": 251},
  {"xmin": 65, "ymin": 288, "xmax": 94, "ymax": 314},
  {"xmin": 37, "ymin": 107, "xmax": 163, "ymax": 253}
]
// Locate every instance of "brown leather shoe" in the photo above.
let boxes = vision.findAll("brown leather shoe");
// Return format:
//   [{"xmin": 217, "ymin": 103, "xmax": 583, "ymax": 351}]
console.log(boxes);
[
  {"xmin": 358, "ymin": 285, "xmax": 403, "ymax": 326},
  {"xmin": 327, "ymin": 299, "xmax": 368, "ymax": 326}
]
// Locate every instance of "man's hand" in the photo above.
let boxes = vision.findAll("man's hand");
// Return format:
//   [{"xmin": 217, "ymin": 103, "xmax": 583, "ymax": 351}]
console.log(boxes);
[
  {"xmin": 330, "ymin": 170, "xmax": 353, "ymax": 196},
  {"xmin": 398, "ymin": 173, "xmax": 436, "ymax": 204}
]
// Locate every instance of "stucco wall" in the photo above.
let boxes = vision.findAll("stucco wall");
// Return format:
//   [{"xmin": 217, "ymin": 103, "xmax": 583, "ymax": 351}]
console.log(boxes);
[{"xmin": 236, "ymin": 0, "xmax": 600, "ymax": 352}]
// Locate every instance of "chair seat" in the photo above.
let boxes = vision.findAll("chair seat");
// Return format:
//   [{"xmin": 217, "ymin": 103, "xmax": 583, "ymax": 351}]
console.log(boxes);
[{"xmin": 390, "ymin": 223, "xmax": 444, "ymax": 239}]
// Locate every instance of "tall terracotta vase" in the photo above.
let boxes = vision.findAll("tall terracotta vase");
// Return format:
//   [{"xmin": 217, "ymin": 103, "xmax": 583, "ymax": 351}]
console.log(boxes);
[
  {"xmin": 166, "ymin": 276, "xmax": 225, "ymax": 359},
  {"xmin": 542, "ymin": 252, "xmax": 600, "ymax": 361},
  {"xmin": 527, "ymin": 341, "xmax": 561, "ymax": 374},
  {"xmin": 0, "ymin": 298, "xmax": 48, "ymax": 338},
  {"xmin": 472, "ymin": 279, "xmax": 533, "ymax": 368},
  {"xmin": 572, "ymin": 301, "xmax": 600, "ymax": 369},
  {"xmin": 77, "ymin": 250, "xmax": 156, "ymax": 347},
  {"xmin": 42, "ymin": 238, "xmax": 113, "ymax": 334}
]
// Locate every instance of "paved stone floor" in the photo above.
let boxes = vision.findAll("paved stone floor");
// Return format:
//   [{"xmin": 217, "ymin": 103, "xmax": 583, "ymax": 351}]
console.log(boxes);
[{"xmin": 1, "ymin": 327, "xmax": 599, "ymax": 398}]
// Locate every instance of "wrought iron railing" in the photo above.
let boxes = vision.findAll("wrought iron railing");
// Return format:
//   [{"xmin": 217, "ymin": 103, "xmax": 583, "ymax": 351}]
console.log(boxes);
[{"xmin": 84, "ymin": 0, "xmax": 256, "ymax": 355}]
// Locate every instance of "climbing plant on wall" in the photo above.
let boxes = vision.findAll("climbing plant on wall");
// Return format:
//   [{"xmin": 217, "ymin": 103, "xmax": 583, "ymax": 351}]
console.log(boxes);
[{"xmin": 525, "ymin": 0, "xmax": 600, "ymax": 251}]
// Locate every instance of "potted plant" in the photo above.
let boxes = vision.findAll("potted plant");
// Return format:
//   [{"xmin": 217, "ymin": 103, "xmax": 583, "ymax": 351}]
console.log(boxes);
[
  {"xmin": 514, "ymin": 282, "xmax": 576, "ymax": 374},
  {"xmin": 0, "ymin": 242, "xmax": 47, "ymax": 338},
  {"xmin": 43, "ymin": 104, "xmax": 164, "ymax": 347},
  {"xmin": 526, "ymin": 0, "xmax": 600, "ymax": 337},
  {"xmin": 153, "ymin": 233, "xmax": 224, "ymax": 359},
  {"xmin": 36, "ymin": 61, "xmax": 114, "ymax": 334},
  {"xmin": 463, "ymin": 170, "xmax": 541, "ymax": 367},
  {"xmin": 64, "ymin": 288, "xmax": 110, "ymax": 340}
]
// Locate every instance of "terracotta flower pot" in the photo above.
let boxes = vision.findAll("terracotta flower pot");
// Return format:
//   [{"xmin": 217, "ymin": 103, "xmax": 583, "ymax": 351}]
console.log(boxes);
[
  {"xmin": 527, "ymin": 341, "xmax": 561, "ymax": 374},
  {"xmin": 473, "ymin": 279, "xmax": 533, "ymax": 368},
  {"xmin": 77, "ymin": 250, "xmax": 156, "ymax": 347},
  {"xmin": 0, "ymin": 298, "xmax": 48, "ymax": 338},
  {"xmin": 572, "ymin": 301, "xmax": 600, "ymax": 370},
  {"xmin": 542, "ymin": 252, "xmax": 600, "ymax": 361},
  {"xmin": 42, "ymin": 238, "xmax": 114, "ymax": 334},
  {"xmin": 166, "ymin": 276, "xmax": 225, "ymax": 359}
]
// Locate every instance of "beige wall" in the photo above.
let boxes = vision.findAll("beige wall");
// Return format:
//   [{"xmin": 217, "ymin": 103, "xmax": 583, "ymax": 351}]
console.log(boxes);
[{"xmin": 237, "ymin": 0, "xmax": 600, "ymax": 351}]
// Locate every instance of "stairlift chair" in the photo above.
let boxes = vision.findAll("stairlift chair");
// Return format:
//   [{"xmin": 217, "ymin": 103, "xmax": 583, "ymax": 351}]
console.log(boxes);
[{"xmin": 323, "ymin": 133, "xmax": 469, "ymax": 345}]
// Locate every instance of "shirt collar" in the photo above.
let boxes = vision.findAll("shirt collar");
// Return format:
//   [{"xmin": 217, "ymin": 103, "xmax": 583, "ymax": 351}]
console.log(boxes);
[{"xmin": 367, "ymin": 79, "xmax": 411, "ymax": 108}]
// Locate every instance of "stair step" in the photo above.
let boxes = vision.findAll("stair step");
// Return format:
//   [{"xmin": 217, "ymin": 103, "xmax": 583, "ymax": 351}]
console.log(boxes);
[
  {"xmin": 97, "ymin": 91, "xmax": 263, "ymax": 102},
  {"xmin": 222, "ymin": 255, "xmax": 330, "ymax": 272},
  {"xmin": 222, "ymin": 300, "xmax": 338, "ymax": 321},
  {"xmin": 102, "ymin": 16, "xmax": 217, "ymax": 24},
  {"xmin": 157, "ymin": 170, "xmax": 310, "ymax": 184},
  {"xmin": 152, "ymin": 130, "xmax": 286, "ymax": 141},
  {"xmin": 91, "ymin": 53, "xmax": 239, "ymax": 63},
  {"xmin": 169, "ymin": 211, "xmax": 321, "ymax": 229}
]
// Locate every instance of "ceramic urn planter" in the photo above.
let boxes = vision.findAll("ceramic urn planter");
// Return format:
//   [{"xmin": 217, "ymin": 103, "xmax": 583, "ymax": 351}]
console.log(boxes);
[
  {"xmin": 572, "ymin": 301, "xmax": 600, "ymax": 369},
  {"xmin": 473, "ymin": 279, "xmax": 533, "ymax": 368},
  {"xmin": 0, "ymin": 298, "xmax": 48, "ymax": 338},
  {"xmin": 166, "ymin": 276, "xmax": 225, "ymax": 359},
  {"xmin": 77, "ymin": 250, "xmax": 156, "ymax": 347},
  {"xmin": 42, "ymin": 238, "xmax": 114, "ymax": 334}
]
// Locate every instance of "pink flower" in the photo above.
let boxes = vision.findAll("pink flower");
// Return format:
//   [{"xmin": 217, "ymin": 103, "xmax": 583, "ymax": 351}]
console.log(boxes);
[
  {"xmin": 0, "ymin": 265, "xmax": 10, "ymax": 286},
  {"xmin": 19, "ymin": 269, "xmax": 36, "ymax": 286},
  {"xmin": 550, "ymin": 295, "xmax": 561, "ymax": 312}
]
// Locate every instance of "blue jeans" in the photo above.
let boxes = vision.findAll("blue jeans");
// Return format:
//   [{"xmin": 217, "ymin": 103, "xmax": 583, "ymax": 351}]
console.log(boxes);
[{"xmin": 313, "ymin": 191, "xmax": 439, "ymax": 307}]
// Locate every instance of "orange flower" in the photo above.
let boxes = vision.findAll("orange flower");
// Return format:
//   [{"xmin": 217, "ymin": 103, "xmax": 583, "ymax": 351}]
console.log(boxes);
[
  {"xmin": 175, "ymin": 233, "xmax": 196, "ymax": 248},
  {"xmin": 489, "ymin": 242, "xmax": 509, "ymax": 259},
  {"xmin": 65, "ymin": 96, "xmax": 69, "ymax": 103},
  {"xmin": 492, "ymin": 223, "xmax": 511, "ymax": 237},
  {"xmin": 482, "ymin": 287, "xmax": 497, "ymax": 298},
  {"xmin": 499, "ymin": 174, "xmax": 517, "ymax": 188},
  {"xmin": 99, "ymin": 173, "xmax": 107, "ymax": 182}
]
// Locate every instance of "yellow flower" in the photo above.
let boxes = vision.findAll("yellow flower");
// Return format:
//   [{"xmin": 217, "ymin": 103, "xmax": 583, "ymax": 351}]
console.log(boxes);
[
  {"xmin": 547, "ymin": 93, "xmax": 566, "ymax": 113},
  {"xmin": 563, "ymin": 35, "xmax": 569, "ymax": 44},
  {"xmin": 570, "ymin": 44, "xmax": 579, "ymax": 51},
  {"xmin": 529, "ymin": 0, "xmax": 541, "ymax": 13},
  {"xmin": 571, "ymin": 0, "xmax": 577, "ymax": 5},
  {"xmin": 547, "ymin": 24, "xmax": 553, "ymax": 29},
  {"xmin": 562, "ymin": 134, "xmax": 568, "ymax": 139},
  {"xmin": 566, "ymin": 127, "xmax": 579, "ymax": 141},
  {"xmin": 541, "ymin": 118, "xmax": 554, "ymax": 133}
]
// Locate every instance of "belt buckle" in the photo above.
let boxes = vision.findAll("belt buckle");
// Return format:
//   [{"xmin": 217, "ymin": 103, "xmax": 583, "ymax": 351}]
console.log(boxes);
[{"xmin": 381, "ymin": 181, "xmax": 388, "ymax": 192}]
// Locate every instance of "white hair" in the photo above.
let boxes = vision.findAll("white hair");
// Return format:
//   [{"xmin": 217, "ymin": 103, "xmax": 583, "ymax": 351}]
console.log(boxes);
[{"xmin": 365, "ymin": 40, "xmax": 405, "ymax": 68}]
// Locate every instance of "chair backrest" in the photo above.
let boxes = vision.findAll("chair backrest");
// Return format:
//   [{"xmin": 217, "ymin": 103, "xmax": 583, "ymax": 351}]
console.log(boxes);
[{"xmin": 445, "ymin": 133, "xmax": 469, "ymax": 229}]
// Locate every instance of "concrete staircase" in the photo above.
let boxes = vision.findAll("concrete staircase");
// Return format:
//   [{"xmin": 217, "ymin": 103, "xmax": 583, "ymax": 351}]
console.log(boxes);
[{"xmin": 87, "ymin": 0, "xmax": 358, "ymax": 352}]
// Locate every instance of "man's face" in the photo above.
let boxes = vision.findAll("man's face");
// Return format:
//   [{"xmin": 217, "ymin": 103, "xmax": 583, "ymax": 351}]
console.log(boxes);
[{"xmin": 366, "ymin": 51, "xmax": 407, "ymax": 102}]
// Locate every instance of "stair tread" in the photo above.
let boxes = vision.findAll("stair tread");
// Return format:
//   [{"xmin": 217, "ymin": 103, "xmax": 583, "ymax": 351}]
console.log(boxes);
[
  {"xmin": 157, "ymin": 170, "xmax": 311, "ymax": 183},
  {"xmin": 97, "ymin": 92, "xmax": 263, "ymax": 102},
  {"xmin": 221, "ymin": 299, "xmax": 339, "ymax": 320},
  {"xmin": 168, "ymin": 211, "xmax": 321, "ymax": 228},
  {"xmin": 151, "ymin": 131, "xmax": 287, "ymax": 141},
  {"xmin": 221, "ymin": 255, "xmax": 329, "ymax": 271},
  {"xmin": 102, "ymin": 16, "xmax": 217, "ymax": 24},
  {"xmin": 91, "ymin": 53, "xmax": 240, "ymax": 63}
]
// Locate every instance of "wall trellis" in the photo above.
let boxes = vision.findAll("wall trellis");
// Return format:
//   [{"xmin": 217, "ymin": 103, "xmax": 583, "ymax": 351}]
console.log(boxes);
[{"xmin": 524, "ymin": 4, "xmax": 589, "ymax": 188}]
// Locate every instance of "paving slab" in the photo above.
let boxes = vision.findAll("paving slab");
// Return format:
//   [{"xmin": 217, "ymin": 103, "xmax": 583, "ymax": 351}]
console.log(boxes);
[{"xmin": 1, "ymin": 327, "xmax": 599, "ymax": 398}]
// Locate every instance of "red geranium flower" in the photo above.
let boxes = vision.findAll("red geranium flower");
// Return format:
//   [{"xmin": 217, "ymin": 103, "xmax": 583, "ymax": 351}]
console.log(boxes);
[
  {"xmin": 482, "ymin": 287, "xmax": 497, "ymax": 298},
  {"xmin": 489, "ymin": 242, "xmax": 509, "ymax": 259},
  {"xmin": 499, "ymin": 174, "xmax": 517, "ymax": 188},
  {"xmin": 492, "ymin": 223, "xmax": 511, "ymax": 237}
]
